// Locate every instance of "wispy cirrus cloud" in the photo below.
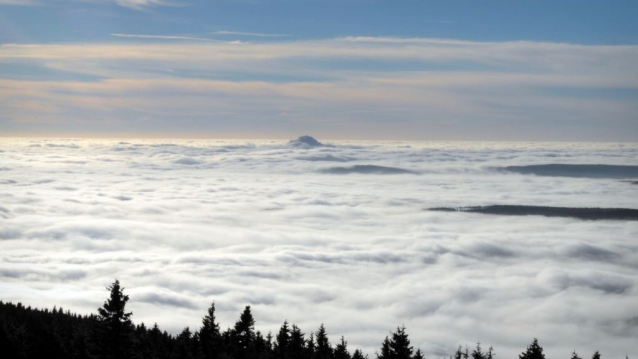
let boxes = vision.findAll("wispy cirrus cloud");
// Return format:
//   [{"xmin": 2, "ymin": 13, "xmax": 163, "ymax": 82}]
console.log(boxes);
[
  {"xmin": 0, "ymin": 0, "xmax": 172, "ymax": 8},
  {"xmin": 212, "ymin": 30, "xmax": 293, "ymax": 38},
  {"xmin": 0, "ymin": 0, "xmax": 34, "ymax": 5},
  {"xmin": 115, "ymin": 0, "xmax": 171, "ymax": 10},
  {"xmin": 0, "ymin": 37, "xmax": 637, "ymax": 140},
  {"xmin": 111, "ymin": 33, "xmax": 224, "ymax": 42}
]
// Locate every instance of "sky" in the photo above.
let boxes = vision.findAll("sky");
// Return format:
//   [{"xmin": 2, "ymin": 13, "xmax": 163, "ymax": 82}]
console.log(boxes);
[
  {"xmin": 1, "ymin": 138, "xmax": 637, "ymax": 358},
  {"xmin": 0, "ymin": 0, "xmax": 636, "ymax": 140}
]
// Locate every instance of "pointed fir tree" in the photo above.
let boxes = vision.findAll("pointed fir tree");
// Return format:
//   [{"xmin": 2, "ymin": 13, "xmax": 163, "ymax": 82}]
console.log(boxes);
[
  {"xmin": 254, "ymin": 330, "xmax": 272, "ymax": 359},
  {"xmin": 233, "ymin": 306, "xmax": 256, "ymax": 359},
  {"xmin": 266, "ymin": 331, "xmax": 274, "ymax": 355},
  {"xmin": 315, "ymin": 323, "xmax": 332, "ymax": 359},
  {"xmin": 519, "ymin": 339, "xmax": 545, "ymax": 359},
  {"xmin": 486, "ymin": 347, "xmax": 495, "ymax": 359},
  {"xmin": 307, "ymin": 332, "xmax": 317, "ymax": 359},
  {"xmin": 377, "ymin": 336, "xmax": 391, "ymax": 359},
  {"xmin": 472, "ymin": 342, "xmax": 485, "ymax": 359},
  {"xmin": 390, "ymin": 326, "xmax": 413, "ymax": 359},
  {"xmin": 97, "ymin": 279, "xmax": 134, "ymax": 359},
  {"xmin": 176, "ymin": 327, "xmax": 195, "ymax": 359},
  {"xmin": 571, "ymin": 352, "xmax": 582, "ymax": 359},
  {"xmin": 288, "ymin": 324, "xmax": 306, "ymax": 359},
  {"xmin": 276, "ymin": 320, "xmax": 291, "ymax": 359},
  {"xmin": 334, "ymin": 336, "xmax": 351, "ymax": 359},
  {"xmin": 201, "ymin": 302, "xmax": 222, "ymax": 359},
  {"xmin": 414, "ymin": 349, "xmax": 425, "ymax": 359},
  {"xmin": 591, "ymin": 352, "xmax": 601, "ymax": 359}
]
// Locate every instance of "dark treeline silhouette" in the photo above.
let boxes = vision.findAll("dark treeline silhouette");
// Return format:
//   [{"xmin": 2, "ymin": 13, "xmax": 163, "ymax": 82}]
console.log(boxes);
[
  {"xmin": 429, "ymin": 205, "xmax": 638, "ymax": 221},
  {"xmin": 0, "ymin": 280, "xmax": 615, "ymax": 359}
]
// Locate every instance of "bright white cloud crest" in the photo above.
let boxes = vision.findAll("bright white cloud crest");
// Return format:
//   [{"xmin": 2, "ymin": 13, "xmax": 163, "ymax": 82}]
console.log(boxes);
[{"xmin": 1, "ymin": 138, "xmax": 637, "ymax": 357}]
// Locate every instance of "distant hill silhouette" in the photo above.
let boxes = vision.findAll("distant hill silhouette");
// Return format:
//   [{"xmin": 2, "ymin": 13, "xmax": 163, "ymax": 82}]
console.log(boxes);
[
  {"xmin": 498, "ymin": 164, "xmax": 638, "ymax": 178},
  {"xmin": 429, "ymin": 205, "xmax": 638, "ymax": 220},
  {"xmin": 288, "ymin": 135, "xmax": 329, "ymax": 148}
]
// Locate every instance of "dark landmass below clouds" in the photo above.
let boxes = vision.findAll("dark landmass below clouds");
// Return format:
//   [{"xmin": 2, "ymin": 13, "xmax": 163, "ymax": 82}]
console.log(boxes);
[
  {"xmin": 498, "ymin": 164, "xmax": 638, "ymax": 178},
  {"xmin": 288, "ymin": 135, "xmax": 330, "ymax": 148},
  {"xmin": 429, "ymin": 205, "xmax": 638, "ymax": 221}
]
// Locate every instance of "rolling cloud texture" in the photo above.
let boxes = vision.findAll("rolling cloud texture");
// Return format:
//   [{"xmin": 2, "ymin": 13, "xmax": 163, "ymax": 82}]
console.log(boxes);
[{"xmin": 0, "ymin": 138, "xmax": 637, "ymax": 357}]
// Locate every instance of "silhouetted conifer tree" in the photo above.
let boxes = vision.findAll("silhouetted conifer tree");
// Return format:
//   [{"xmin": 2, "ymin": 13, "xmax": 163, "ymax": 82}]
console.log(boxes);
[
  {"xmin": 486, "ymin": 346, "xmax": 495, "ymax": 359},
  {"xmin": 472, "ymin": 342, "xmax": 484, "ymax": 359},
  {"xmin": 315, "ymin": 324, "xmax": 332, "ymax": 359},
  {"xmin": 97, "ymin": 279, "xmax": 134, "ymax": 359},
  {"xmin": 390, "ymin": 326, "xmax": 413, "ymax": 359},
  {"xmin": 201, "ymin": 302, "xmax": 222, "ymax": 359},
  {"xmin": 288, "ymin": 324, "xmax": 306, "ymax": 359},
  {"xmin": 254, "ymin": 331, "xmax": 272, "ymax": 359},
  {"xmin": 233, "ymin": 306, "xmax": 256, "ymax": 359},
  {"xmin": 377, "ymin": 337, "xmax": 391, "ymax": 359},
  {"xmin": 276, "ymin": 320, "xmax": 290, "ymax": 359},
  {"xmin": 177, "ymin": 327, "xmax": 195, "ymax": 359},
  {"xmin": 571, "ymin": 352, "xmax": 582, "ymax": 359},
  {"xmin": 307, "ymin": 332, "xmax": 317, "ymax": 359},
  {"xmin": 519, "ymin": 339, "xmax": 545, "ymax": 359},
  {"xmin": 334, "ymin": 336, "xmax": 351, "ymax": 359}
]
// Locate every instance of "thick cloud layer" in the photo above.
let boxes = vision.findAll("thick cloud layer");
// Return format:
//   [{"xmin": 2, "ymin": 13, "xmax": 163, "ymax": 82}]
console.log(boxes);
[{"xmin": 0, "ymin": 138, "xmax": 637, "ymax": 358}]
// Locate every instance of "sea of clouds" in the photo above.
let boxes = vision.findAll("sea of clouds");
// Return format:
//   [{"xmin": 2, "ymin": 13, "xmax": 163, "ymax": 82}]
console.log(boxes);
[{"xmin": 0, "ymin": 138, "xmax": 637, "ymax": 358}]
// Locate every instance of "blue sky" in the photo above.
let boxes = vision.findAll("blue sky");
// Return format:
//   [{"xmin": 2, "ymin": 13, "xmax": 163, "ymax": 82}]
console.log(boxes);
[
  {"xmin": 2, "ymin": 0, "xmax": 638, "ymax": 45},
  {"xmin": 1, "ymin": 0, "xmax": 637, "ymax": 140}
]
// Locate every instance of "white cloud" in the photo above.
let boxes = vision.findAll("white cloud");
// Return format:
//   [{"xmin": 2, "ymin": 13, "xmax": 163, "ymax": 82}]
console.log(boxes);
[
  {"xmin": 111, "ymin": 33, "xmax": 223, "ymax": 42},
  {"xmin": 114, "ymin": 0, "xmax": 170, "ymax": 10},
  {"xmin": 0, "ymin": 0, "xmax": 33, "ymax": 5},
  {"xmin": 0, "ymin": 37, "xmax": 637, "ymax": 140},
  {"xmin": 0, "ymin": 139, "xmax": 637, "ymax": 357},
  {"xmin": 212, "ymin": 30, "xmax": 293, "ymax": 38},
  {"xmin": 0, "ymin": 0, "xmax": 172, "ymax": 8}
]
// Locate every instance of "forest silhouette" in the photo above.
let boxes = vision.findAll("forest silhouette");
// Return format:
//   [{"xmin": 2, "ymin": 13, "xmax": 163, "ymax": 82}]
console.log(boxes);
[{"xmin": 0, "ymin": 280, "xmax": 608, "ymax": 359}]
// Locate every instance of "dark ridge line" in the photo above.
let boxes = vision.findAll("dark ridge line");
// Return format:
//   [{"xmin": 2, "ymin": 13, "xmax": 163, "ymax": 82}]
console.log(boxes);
[
  {"xmin": 321, "ymin": 164, "xmax": 417, "ymax": 175},
  {"xmin": 497, "ymin": 164, "xmax": 638, "ymax": 179},
  {"xmin": 428, "ymin": 205, "xmax": 638, "ymax": 221}
]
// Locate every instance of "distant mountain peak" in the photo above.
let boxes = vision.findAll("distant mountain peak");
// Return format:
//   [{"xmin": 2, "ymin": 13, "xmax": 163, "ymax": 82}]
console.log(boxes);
[{"xmin": 288, "ymin": 135, "xmax": 324, "ymax": 148}]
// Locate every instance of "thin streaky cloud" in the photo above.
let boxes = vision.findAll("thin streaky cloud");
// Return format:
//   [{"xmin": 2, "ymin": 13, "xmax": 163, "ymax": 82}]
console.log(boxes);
[
  {"xmin": 115, "ymin": 0, "xmax": 170, "ymax": 10},
  {"xmin": 0, "ymin": 0, "xmax": 170, "ymax": 8},
  {"xmin": 212, "ymin": 31, "xmax": 293, "ymax": 38},
  {"xmin": 111, "ymin": 33, "xmax": 223, "ymax": 42},
  {"xmin": 0, "ymin": 0, "xmax": 33, "ymax": 5}
]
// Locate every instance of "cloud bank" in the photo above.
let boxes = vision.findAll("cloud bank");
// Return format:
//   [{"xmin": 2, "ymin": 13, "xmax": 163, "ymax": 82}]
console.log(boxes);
[
  {"xmin": 1, "ymin": 36, "xmax": 637, "ymax": 140},
  {"xmin": 0, "ymin": 138, "xmax": 637, "ymax": 358}
]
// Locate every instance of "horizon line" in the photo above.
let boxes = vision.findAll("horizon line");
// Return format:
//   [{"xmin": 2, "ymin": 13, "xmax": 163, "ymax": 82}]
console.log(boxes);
[{"xmin": 1, "ymin": 135, "xmax": 637, "ymax": 144}]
